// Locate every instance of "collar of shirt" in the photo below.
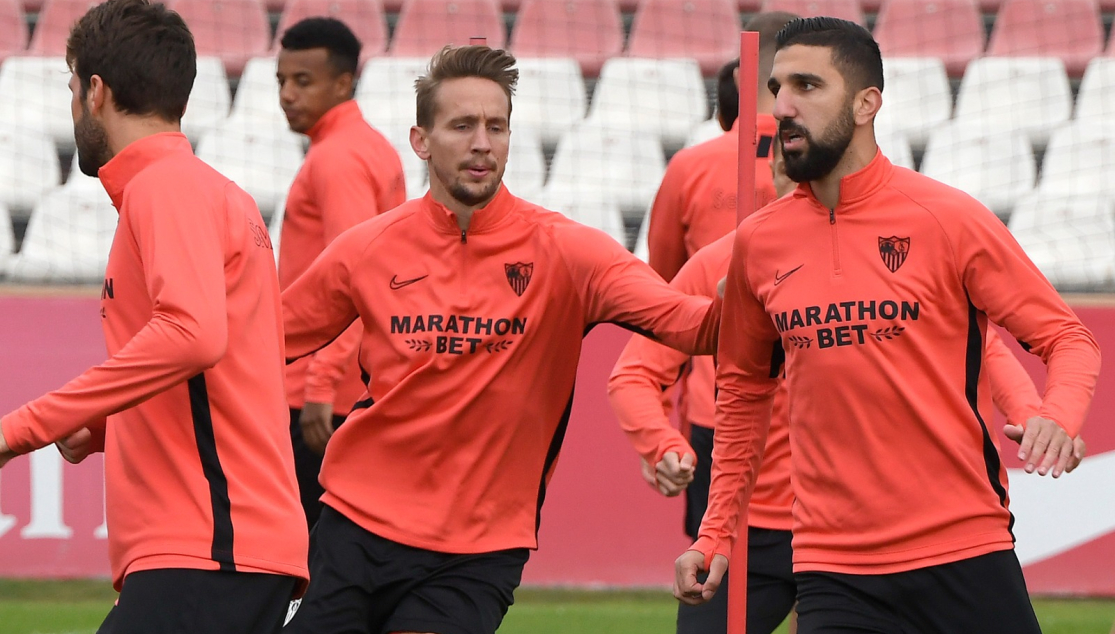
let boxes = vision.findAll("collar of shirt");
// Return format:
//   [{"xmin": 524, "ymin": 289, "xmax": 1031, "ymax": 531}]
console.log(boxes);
[
  {"xmin": 98, "ymin": 132, "xmax": 193, "ymax": 210},
  {"xmin": 792, "ymin": 147, "xmax": 893, "ymax": 209},
  {"xmin": 423, "ymin": 183, "xmax": 516, "ymax": 237},
  {"xmin": 306, "ymin": 99, "xmax": 364, "ymax": 145}
]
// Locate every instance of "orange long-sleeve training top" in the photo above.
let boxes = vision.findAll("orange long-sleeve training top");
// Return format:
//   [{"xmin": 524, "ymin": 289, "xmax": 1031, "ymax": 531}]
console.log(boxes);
[
  {"xmin": 280, "ymin": 100, "xmax": 406, "ymax": 415},
  {"xmin": 608, "ymin": 236, "xmax": 1049, "ymax": 534},
  {"xmin": 0, "ymin": 133, "xmax": 309, "ymax": 591},
  {"xmin": 697, "ymin": 150, "xmax": 1100, "ymax": 575},
  {"xmin": 647, "ymin": 114, "xmax": 779, "ymax": 282},
  {"xmin": 282, "ymin": 185, "xmax": 721, "ymax": 554}
]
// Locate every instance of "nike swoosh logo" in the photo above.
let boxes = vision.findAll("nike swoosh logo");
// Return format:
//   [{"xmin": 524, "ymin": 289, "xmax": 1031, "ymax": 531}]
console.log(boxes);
[
  {"xmin": 774, "ymin": 265, "xmax": 804, "ymax": 286},
  {"xmin": 389, "ymin": 274, "xmax": 428, "ymax": 290}
]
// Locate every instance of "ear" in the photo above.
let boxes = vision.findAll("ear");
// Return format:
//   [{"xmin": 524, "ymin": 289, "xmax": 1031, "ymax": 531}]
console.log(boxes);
[
  {"xmin": 337, "ymin": 72, "xmax": 355, "ymax": 100},
  {"xmin": 854, "ymin": 86, "xmax": 882, "ymax": 127},
  {"xmin": 86, "ymin": 74, "xmax": 107, "ymax": 115},
  {"xmin": 410, "ymin": 125, "xmax": 430, "ymax": 161}
]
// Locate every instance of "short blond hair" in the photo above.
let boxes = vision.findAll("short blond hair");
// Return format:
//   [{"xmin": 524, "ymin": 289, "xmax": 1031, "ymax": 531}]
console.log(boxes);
[{"xmin": 415, "ymin": 45, "xmax": 518, "ymax": 128}]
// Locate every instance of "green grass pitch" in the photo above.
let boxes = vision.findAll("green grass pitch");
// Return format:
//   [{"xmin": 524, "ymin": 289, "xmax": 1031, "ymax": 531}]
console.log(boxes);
[{"xmin": 0, "ymin": 580, "xmax": 1112, "ymax": 633}]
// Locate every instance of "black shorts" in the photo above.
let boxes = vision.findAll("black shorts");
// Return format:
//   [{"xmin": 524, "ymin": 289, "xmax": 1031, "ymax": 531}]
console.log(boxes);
[
  {"xmin": 795, "ymin": 549, "xmax": 1042, "ymax": 634},
  {"xmin": 289, "ymin": 407, "xmax": 349, "ymax": 529},
  {"xmin": 677, "ymin": 526, "xmax": 796, "ymax": 634},
  {"xmin": 96, "ymin": 568, "xmax": 296, "ymax": 634},
  {"xmin": 285, "ymin": 505, "xmax": 530, "ymax": 634},
  {"xmin": 684, "ymin": 423, "xmax": 715, "ymax": 541}
]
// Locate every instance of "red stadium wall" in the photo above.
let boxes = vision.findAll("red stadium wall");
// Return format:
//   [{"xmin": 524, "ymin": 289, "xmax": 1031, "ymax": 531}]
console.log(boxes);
[{"xmin": 0, "ymin": 294, "xmax": 1112, "ymax": 596}]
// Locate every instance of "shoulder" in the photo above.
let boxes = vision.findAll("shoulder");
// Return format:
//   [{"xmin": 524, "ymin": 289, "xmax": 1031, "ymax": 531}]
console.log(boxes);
[
  {"xmin": 885, "ymin": 166, "xmax": 1000, "ymax": 230},
  {"xmin": 133, "ymin": 152, "xmax": 232, "ymax": 202}
]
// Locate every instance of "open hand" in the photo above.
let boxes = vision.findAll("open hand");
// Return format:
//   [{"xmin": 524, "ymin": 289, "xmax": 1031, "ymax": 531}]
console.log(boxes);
[{"xmin": 1005, "ymin": 421, "xmax": 1086, "ymax": 475}]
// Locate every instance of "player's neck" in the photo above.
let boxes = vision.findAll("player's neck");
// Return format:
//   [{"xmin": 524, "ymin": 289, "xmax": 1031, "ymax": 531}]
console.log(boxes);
[
  {"xmin": 810, "ymin": 132, "xmax": 878, "ymax": 210},
  {"xmin": 428, "ymin": 178, "xmax": 497, "ymax": 232},
  {"xmin": 107, "ymin": 116, "xmax": 183, "ymax": 159}
]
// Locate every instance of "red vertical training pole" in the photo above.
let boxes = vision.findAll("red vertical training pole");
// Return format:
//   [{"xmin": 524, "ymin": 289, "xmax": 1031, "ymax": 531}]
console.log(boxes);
[{"xmin": 728, "ymin": 30, "xmax": 760, "ymax": 634}]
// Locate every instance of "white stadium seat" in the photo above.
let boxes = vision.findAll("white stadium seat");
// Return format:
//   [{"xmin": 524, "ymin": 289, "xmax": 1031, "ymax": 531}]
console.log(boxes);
[
  {"xmin": 585, "ymin": 58, "xmax": 708, "ymax": 151},
  {"xmin": 502, "ymin": 130, "xmax": 547, "ymax": 202},
  {"xmin": 376, "ymin": 123, "xmax": 428, "ymax": 201},
  {"xmin": 0, "ymin": 125, "xmax": 60, "ymax": 218},
  {"xmin": 226, "ymin": 56, "xmax": 287, "ymax": 132},
  {"xmin": 632, "ymin": 204, "xmax": 651, "ymax": 262},
  {"xmin": 1038, "ymin": 123, "xmax": 1115, "ymax": 198},
  {"xmin": 537, "ymin": 189, "xmax": 628, "ymax": 247},
  {"xmin": 1008, "ymin": 193, "xmax": 1115, "ymax": 290},
  {"xmin": 513, "ymin": 58, "xmax": 587, "ymax": 149},
  {"xmin": 181, "ymin": 56, "xmax": 231, "ymax": 142},
  {"xmin": 876, "ymin": 128, "xmax": 915, "ymax": 171},
  {"xmin": 9, "ymin": 186, "xmax": 117, "ymax": 283},
  {"xmin": 875, "ymin": 57, "xmax": 952, "ymax": 150},
  {"xmin": 683, "ymin": 118, "xmax": 725, "ymax": 148},
  {"xmin": 920, "ymin": 122, "xmax": 1035, "ymax": 218},
  {"xmin": 0, "ymin": 56, "xmax": 73, "ymax": 149},
  {"xmin": 195, "ymin": 124, "xmax": 304, "ymax": 213},
  {"xmin": 0, "ymin": 201, "xmax": 16, "ymax": 272},
  {"xmin": 543, "ymin": 123, "xmax": 666, "ymax": 219},
  {"xmin": 355, "ymin": 57, "xmax": 428, "ymax": 138},
  {"xmin": 1074, "ymin": 57, "xmax": 1115, "ymax": 124},
  {"xmin": 953, "ymin": 56, "xmax": 1073, "ymax": 148},
  {"xmin": 269, "ymin": 195, "xmax": 284, "ymax": 265}
]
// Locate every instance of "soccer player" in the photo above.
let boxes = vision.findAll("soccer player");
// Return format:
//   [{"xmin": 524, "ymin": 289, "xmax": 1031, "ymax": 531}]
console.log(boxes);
[
  {"xmin": 613, "ymin": 140, "xmax": 798, "ymax": 634},
  {"xmin": 674, "ymin": 17, "xmax": 1100, "ymax": 634},
  {"xmin": 276, "ymin": 16, "xmax": 407, "ymax": 529},
  {"xmin": 647, "ymin": 11, "xmax": 797, "ymax": 283},
  {"xmin": 0, "ymin": 0, "xmax": 308, "ymax": 631},
  {"xmin": 281, "ymin": 45, "xmax": 721, "ymax": 634}
]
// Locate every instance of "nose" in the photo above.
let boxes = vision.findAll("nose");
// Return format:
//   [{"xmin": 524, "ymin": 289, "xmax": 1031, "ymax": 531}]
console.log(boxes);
[
  {"xmin": 471, "ymin": 124, "xmax": 492, "ymax": 154},
  {"xmin": 772, "ymin": 90, "xmax": 796, "ymax": 123},
  {"xmin": 278, "ymin": 80, "xmax": 296, "ymax": 106}
]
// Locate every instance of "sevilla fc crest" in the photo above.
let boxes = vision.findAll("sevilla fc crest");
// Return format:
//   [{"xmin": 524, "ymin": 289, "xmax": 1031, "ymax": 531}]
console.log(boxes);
[
  {"xmin": 878, "ymin": 236, "xmax": 910, "ymax": 273},
  {"xmin": 505, "ymin": 262, "xmax": 534, "ymax": 296}
]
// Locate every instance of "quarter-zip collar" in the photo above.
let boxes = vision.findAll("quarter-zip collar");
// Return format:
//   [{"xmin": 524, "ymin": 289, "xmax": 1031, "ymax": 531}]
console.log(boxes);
[
  {"xmin": 423, "ymin": 184, "xmax": 517, "ymax": 239},
  {"xmin": 306, "ymin": 99, "xmax": 364, "ymax": 146},
  {"xmin": 791, "ymin": 147, "xmax": 894, "ymax": 211},
  {"xmin": 99, "ymin": 132, "xmax": 193, "ymax": 210}
]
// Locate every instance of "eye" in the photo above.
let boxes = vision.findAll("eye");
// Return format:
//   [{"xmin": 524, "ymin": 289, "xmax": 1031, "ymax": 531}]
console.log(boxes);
[{"xmin": 801, "ymin": 82, "xmax": 817, "ymax": 91}]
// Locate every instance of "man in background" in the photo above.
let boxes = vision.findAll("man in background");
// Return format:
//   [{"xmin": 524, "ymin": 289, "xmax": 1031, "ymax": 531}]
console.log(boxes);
[
  {"xmin": 276, "ymin": 17, "xmax": 407, "ymax": 528},
  {"xmin": 646, "ymin": 11, "xmax": 798, "ymax": 282}
]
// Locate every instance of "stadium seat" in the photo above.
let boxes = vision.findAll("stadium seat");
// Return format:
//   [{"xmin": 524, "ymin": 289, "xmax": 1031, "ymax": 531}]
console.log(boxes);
[
  {"xmin": 274, "ymin": 0, "xmax": 388, "ymax": 61},
  {"xmin": 390, "ymin": 0, "xmax": 506, "ymax": 58},
  {"xmin": 585, "ymin": 58, "xmax": 708, "ymax": 151},
  {"xmin": 544, "ymin": 123, "xmax": 666, "ymax": 219},
  {"xmin": 509, "ymin": 0, "xmax": 623, "ymax": 78},
  {"xmin": 625, "ymin": 0, "xmax": 741, "ymax": 76},
  {"xmin": 920, "ymin": 122, "xmax": 1036, "ymax": 218},
  {"xmin": 226, "ymin": 57, "xmax": 288, "ymax": 132},
  {"xmin": 987, "ymin": 0, "xmax": 1103, "ymax": 77},
  {"xmin": 195, "ymin": 125, "xmax": 305, "ymax": 213},
  {"xmin": 0, "ymin": 202, "xmax": 17, "ymax": 272},
  {"xmin": 28, "ymin": 0, "xmax": 98, "ymax": 55},
  {"xmin": 875, "ymin": 128, "xmax": 914, "ymax": 170},
  {"xmin": 1074, "ymin": 58, "xmax": 1115, "ymax": 125},
  {"xmin": 537, "ymin": 189, "xmax": 629, "ymax": 247},
  {"xmin": 502, "ymin": 130, "xmax": 546, "ymax": 201},
  {"xmin": 0, "ymin": 56, "xmax": 75, "ymax": 150},
  {"xmin": 268, "ymin": 195, "xmax": 284, "ymax": 262},
  {"xmin": 513, "ymin": 58, "xmax": 587, "ymax": 149},
  {"xmin": 0, "ymin": 126, "xmax": 60, "ymax": 217},
  {"xmin": 952, "ymin": 56, "xmax": 1073, "ymax": 147},
  {"xmin": 1008, "ymin": 193, "xmax": 1115, "ymax": 291},
  {"xmin": 684, "ymin": 118, "xmax": 725, "ymax": 148},
  {"xmin": 355, "ymin": 56, "xmax": 428, "ymax": 137},
  {"xmin": 758, "ymin": 0, "xmax": 865, "ymax": 25},
  {"xmin": 1037, "ymin": 123, "xmax": 1115, "ymax": 198},
  {"xmin": 374, "ymin": 122, "xmax": 429, "ymax": 201},
  {"xmin": 9, "ymin": 186, "xmax": 117, "ymax": 283},
  {"xmin": 180, "ymin": 56, "xmax": 231, "ymax": 143},
  {"xmin": 873, "ymin": 0, "xmax": 984, "ymax": 78},
  {"xmin": 632, "ymin": 204, "xmax": 650, "ymax": 260},
  {"xmin": 169, "ymin": 0, "xmax": 271, "ymax": 77},
  {"xmin": 874, "ymin": 57, "xmax": 952, "ymax": 150},
  {"xmin": 0, "ymin": 0, "xmax": 27, "ymax": 61}
]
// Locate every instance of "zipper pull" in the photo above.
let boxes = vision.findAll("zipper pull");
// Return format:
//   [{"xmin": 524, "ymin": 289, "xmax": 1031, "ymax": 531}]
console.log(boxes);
[
  {"xmin": 829, "ymin": 208, "xmax": 836, "ymax": 225},
  {"xmin": 460, "ymin": 228, "xmax": 467, "ymax": 243}
]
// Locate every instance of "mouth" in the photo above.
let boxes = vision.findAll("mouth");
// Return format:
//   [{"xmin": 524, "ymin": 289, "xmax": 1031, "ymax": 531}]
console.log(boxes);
[
  {"xmin": 780, "ymin": 128, "xmax": 807, "ymax": 152},
  {"xmin": 464, "ymin": 165, "xmax": 493, "ymax": 179}
]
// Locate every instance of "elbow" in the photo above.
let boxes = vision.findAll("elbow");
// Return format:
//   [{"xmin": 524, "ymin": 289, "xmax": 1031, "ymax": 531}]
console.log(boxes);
[{"xmin": 176, "ymin": 318, "xmax": 228, "ymax": 371}]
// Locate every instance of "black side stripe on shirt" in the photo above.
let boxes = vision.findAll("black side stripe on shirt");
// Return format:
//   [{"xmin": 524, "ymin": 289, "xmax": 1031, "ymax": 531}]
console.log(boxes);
[
  {"xmin": 535, "ymin": 388, "xmax": 576, "ymax": 536},
  {"xmin": 757, "ymin": 135, "xmax": 774, "ymax": 159},
  {"xmin": 964, "ymin": 300, "xmax": 1016, "ymax": 539},
  {"xmin": 769, "ymin": 341, "xmax": 786, "ymax": 379},
  {"xmin": 351, "ymin": 397, "xmax": 375, "ymax": 412},
  {"xmin": 187, "ymin": 374, "xmax": 236, "ymax": 570}
]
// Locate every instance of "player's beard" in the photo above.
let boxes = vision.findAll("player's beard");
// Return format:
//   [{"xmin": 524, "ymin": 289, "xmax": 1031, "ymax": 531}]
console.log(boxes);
[
  {"xmin": 74, "ymin": 104, "xmax": 112, "ymax": 178},
  {"xmin": 780, "ymin": 101, "xmax": 856, "ymax": 184},
  {"xmin": 442, "ymin": 162, "xmax": 503, "ymax": 208}
]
